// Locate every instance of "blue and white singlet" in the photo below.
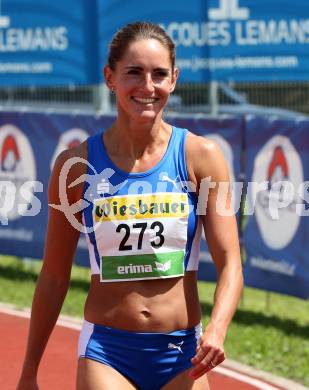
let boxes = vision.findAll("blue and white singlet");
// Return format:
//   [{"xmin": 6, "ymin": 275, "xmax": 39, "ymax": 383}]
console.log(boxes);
[{"xmin": 82, "ymin": 126, "xmax": 202, "ymax": 282}]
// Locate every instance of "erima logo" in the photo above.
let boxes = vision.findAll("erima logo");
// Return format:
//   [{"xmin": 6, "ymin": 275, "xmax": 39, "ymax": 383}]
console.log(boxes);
[
  {"xmin": 117, "ymin": 264, "xmax": 153, "ymax": 274},
  {"xmin": 208, "ymin": 0, "xmax": 249, "ymax": 20},
  {"xmin": 168, "ymin": 341, "xmax": 184, "ymax": 353},
  {"xmin": 117, "ymin": 261, "xmax": 171, "ymax": 275},
  {"xmin": 155, "ymin": 260, "xmax": 171, "ymax": 272}
]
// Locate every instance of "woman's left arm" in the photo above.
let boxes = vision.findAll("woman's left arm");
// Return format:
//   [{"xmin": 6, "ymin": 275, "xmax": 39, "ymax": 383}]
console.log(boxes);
[{"xmin": 187, "ymin": 135, "xmax": 244, "ymax": 380}]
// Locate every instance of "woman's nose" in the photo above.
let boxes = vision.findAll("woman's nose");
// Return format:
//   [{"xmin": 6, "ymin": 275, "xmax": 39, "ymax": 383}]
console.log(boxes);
[{"xmin": 142, "ymin": 73, "xmax": 155, "ymax": 91}]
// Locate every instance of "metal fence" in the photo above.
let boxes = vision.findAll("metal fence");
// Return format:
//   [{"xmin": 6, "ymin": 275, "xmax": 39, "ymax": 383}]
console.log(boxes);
[
  {"xmin": 0, "ymin": 82, "xmax": 309, "ymax": 115},
  {"xmin": 232, "ymin": 82, "xmax": 309, "ymax": 114},
  {"xmin": 172, "ymin": 82, "xmax": 309, "ymax": 115},
  {"xmin": 0, "ymin": 85, "xmax": 95, "ymax": 111}
]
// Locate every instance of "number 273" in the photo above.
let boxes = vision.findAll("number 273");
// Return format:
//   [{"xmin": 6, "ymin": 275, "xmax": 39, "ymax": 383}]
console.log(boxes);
[{"xmin": 116, "ymin": 221, "xmax": 164, "ymax": 251}]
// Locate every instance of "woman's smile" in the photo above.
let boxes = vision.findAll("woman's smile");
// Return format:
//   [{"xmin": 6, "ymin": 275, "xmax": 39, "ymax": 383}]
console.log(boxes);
[{"xmin": 131, "ymin": 96, "xmax": 159, "ymax": 105}]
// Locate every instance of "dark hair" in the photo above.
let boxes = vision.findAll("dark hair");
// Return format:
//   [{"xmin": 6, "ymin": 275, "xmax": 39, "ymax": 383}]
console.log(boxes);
[{"xmin": 108, "ymin": 21, "xmax": 175, "ymax": 71}]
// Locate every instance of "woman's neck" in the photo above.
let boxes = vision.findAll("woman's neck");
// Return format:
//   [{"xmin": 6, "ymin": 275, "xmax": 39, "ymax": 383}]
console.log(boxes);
[{"xmin": 105, "ymin": 117, "xmax": 171, "ymax": 160}]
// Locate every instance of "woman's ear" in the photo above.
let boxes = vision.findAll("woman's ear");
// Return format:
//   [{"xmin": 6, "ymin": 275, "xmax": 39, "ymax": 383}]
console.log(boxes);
[
  {"xmin": 170, "ymin": 67, "xmax": 179, "ymax": 93},
  {"xmin": 104, "ymin": 65, "xmax": 115, "ymax": 91}
]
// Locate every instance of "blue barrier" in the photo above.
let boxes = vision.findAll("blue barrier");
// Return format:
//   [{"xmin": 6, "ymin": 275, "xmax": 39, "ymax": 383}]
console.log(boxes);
[
  {"xmin": 1, "ymin": 1, "xmax": 309, "ymax": 85},
  {"xmin": 0, "ymin": 0, "xmax": 100, "ymax": 86},
  {"xmin": 98, "ymin": 0, "xmax": 309, "ymax": 83},
  {"xmin": 0, "ymin": 110, "xmax": 308, "ymax": 298},
  {"xmin": 243, "ymin": 116, "xmax": 309, "ymax": 298},
  {"xmin": 0, "ymin": 111, "xmax": 114, "ymax": 260}
]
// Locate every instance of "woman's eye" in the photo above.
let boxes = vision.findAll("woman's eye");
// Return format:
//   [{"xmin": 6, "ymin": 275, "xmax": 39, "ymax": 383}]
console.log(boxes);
[
  {"xmin": 127, "ymin": 69, "xmax": 140, "ymax": 75},
  {"xmin": 155, "ymin": 71, "xmax": 168, "ymax": 77}
]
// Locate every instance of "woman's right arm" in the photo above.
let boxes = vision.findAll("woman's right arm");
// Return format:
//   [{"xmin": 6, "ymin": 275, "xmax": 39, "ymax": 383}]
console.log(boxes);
[{"xmin": 17, "ymin": 148, "xmax": 85, "ymax": 389}]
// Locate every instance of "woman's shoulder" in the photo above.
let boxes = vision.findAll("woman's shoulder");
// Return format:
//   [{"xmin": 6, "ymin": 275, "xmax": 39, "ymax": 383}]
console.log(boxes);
[
  {"xmin": 49, "ymin": 140, "xmax": 88, "ymax": 204},
  {"xmin": 185, "ymin": 130, "xmax": 224, "ymax": 163},
  {"xmin": 185, "ymin": 130, "xmax": 228, "ymax": 182},
  {"xmin": 52, "ymin": 139, "xmax": 88, "ymax": 175}
]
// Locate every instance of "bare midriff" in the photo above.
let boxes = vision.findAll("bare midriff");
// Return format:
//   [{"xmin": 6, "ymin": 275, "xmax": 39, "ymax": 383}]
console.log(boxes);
[{"xmin": 84, "ymin": 271, "xmax": 202, "ymax": 333}]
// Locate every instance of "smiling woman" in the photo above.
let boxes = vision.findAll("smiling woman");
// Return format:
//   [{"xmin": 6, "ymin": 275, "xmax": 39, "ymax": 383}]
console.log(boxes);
[
  {"xmin": 104, "ymin": 30, "xmax": 178, "ymax": 125},
  {"xmin": 17, "ymin": 22, "xmax": 243, "ymax": 390}
]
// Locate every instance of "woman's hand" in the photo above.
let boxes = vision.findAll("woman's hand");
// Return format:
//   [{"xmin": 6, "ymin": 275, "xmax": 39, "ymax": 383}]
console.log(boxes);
[{"xmin": 189, "ymin": 327, "xmax": 226, "ymax": 380}]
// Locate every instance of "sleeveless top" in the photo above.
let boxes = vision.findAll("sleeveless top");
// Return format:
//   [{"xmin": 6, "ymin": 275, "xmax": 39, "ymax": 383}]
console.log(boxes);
[{"xmin": 82, "ymin": 126, "xmax": 202, "ymax": 282}]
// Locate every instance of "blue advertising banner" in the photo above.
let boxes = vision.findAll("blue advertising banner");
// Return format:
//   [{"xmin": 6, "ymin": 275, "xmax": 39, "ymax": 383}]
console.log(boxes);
[
  {"xmin": 1, "ymin": 0, "xmax": 309, "ymax": 85},
  {"xmin": 243, "ymin": 116, "xmax": 309, "ymax": 299},
  {"xmin": 98, "ymin": 0, "xmax": 309, "ymax": 82},
  {"xmin": 1, "ymin": 110, "xmax": 308, "ymax": 298},
  {"xmin": 0, "ymin": 111, "xmax": 114, "ymax": 263},
  {"xmin": 0, "ymin": 0, "xmax": 100, "ymax": 86}
]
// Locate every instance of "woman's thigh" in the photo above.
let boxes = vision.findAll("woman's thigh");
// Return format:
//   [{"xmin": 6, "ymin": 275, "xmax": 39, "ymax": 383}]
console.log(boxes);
[
  {"xmin": 76, "ymin": 358, "xmax": 136, "ymax": 390},
  {"xmin": 161, "ymin": 368, "xmax": 210, "ymax": 390}
]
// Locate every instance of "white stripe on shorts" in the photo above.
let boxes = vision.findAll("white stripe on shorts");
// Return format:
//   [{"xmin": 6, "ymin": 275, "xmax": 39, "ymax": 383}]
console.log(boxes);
[
  {"xmin": 194, "ymin": 322, "xmax": 202, "ymax": 343},
  {"xmin": 78, "ymin": 320, "xmax": 94, "ymax": 358}
]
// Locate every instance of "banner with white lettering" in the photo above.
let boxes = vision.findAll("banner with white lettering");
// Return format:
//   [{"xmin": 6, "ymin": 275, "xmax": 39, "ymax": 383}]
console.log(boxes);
[
  {"xmin": 0, "ymin": 0, "xmax": 100, "ymax": 86},
  {"xmin": 98, "ymin": 0, "xmax": 309, "ymax": 82},
  {"xmin": 2, "ymin": 0, "xmax": 309, "ymax": 85},
  {"xmin": 0, "ymin": 111, "xmax": 114, "ymax": 260},
  {"xmin": 243, "ymin": 116, "xmax": 309, "ymax": 299},
  {"xmin": 1, "ymin": 110, "xmax": 308, "ymax": 298}
]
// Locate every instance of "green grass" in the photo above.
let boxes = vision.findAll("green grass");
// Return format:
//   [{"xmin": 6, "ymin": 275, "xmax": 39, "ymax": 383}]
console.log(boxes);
[
  {"xmin": 1, "ymin": 256, "xmax": 308, "ymax": 386},
  {"xmin": 198, "ymin": 283, "xmax": 309, "ymax": 386}
]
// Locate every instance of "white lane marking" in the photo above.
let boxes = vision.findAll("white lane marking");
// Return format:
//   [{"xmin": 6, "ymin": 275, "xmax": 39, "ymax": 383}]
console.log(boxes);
[
  {"xmin": 214, "ymin": 366, "xmax": 282, "ymax": 390},
  {"xmin": 0, "ymin": 305, "xmax": 82, "ymax": 330}
]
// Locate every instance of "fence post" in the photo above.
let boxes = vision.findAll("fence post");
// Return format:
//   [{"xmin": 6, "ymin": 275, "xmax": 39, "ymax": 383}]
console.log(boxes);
[
  {"xmin": 209, "ymin": 81, "xmax": 219, "ymax": 116},
  {"xmin": 93, "ymin": 83, "xmax": 111, "ymax": 113}
]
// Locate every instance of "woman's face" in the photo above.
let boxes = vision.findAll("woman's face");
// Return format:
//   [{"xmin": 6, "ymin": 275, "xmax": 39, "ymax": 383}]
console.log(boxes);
[{"xmin": 105, "ymin": 39, "xmax": 178, "ymax": 123}]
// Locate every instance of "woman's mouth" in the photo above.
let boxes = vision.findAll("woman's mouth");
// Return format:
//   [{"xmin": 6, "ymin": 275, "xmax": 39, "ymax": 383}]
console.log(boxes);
[{"xmin": 132, "ymin": 97, "xmax": 158, "ymax": 104}]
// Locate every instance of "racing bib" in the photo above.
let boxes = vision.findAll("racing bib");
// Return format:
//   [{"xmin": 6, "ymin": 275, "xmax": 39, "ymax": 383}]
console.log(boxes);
[{"xmin": 93, "ymin": 193, "xmax": 189, "ymax": 282}]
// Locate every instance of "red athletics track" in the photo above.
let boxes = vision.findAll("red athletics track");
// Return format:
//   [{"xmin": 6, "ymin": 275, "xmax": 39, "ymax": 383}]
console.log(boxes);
[{"xmin": 0, "ymin": 310, "xmax": 285, "ymax": 390}]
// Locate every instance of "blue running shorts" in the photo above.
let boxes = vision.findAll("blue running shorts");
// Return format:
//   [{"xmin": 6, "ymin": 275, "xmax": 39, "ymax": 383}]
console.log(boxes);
[{"xmin": 78, "ymin": 320, "xmax": 202, "ymax": 390}]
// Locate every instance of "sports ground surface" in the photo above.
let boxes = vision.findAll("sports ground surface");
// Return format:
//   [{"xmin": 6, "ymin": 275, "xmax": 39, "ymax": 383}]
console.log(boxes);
[{"xmin": 2, "ymin": 305, "xmax": 307, "ymax": 390}]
